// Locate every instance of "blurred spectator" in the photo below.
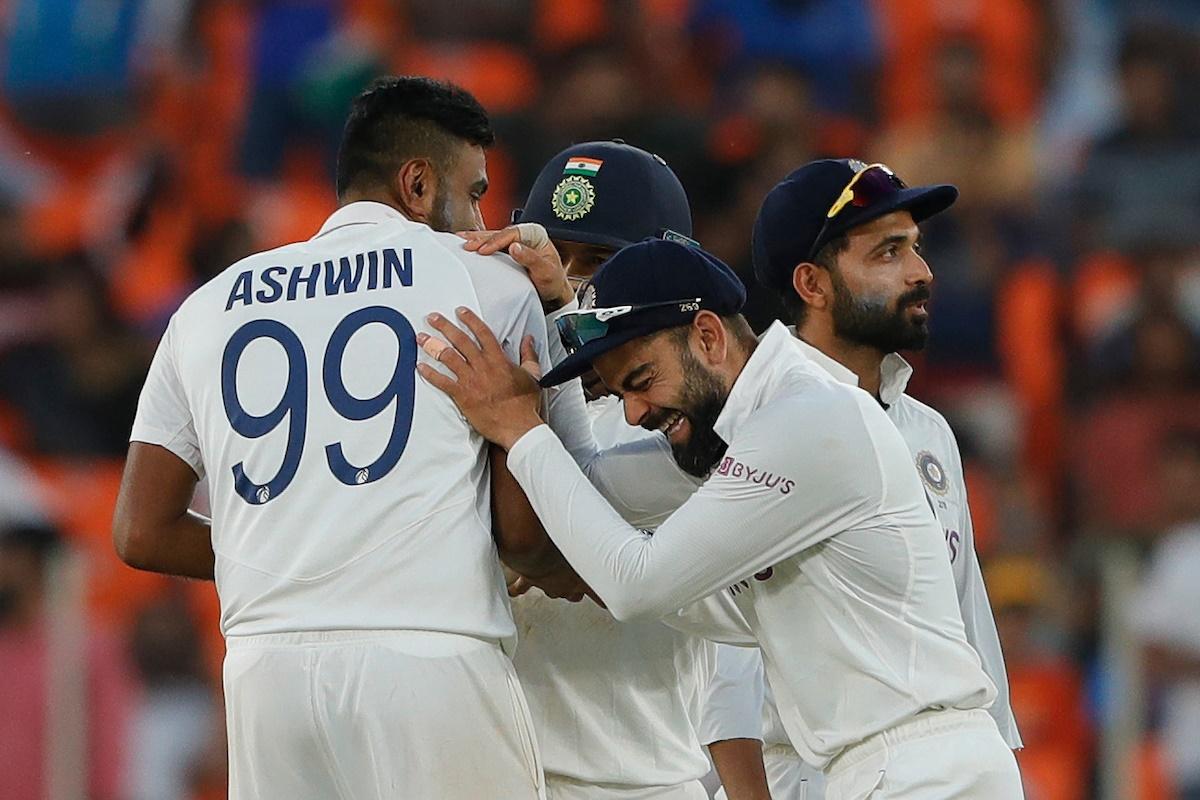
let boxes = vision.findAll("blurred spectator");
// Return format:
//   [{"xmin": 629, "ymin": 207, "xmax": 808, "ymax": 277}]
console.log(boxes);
[
  {"xmin": 0, "ymin": 256, "xmax": 149, "ymax": 456},
  {"xmin": 875, "ymin": 37, "xmax": 1041, "ymax": 376},
  {"xmin": 237, "ymin": 1, "xmax": 384, "ymax": 180},
  {"xmin": 127, "ymin": 593, "xmax": 220, "ymax": 800},
  {"xmin": 0, "ymin": 522, "xmax": 133, "ymax": 800},
  {"xmin": 0, "ymin": 449, "xmax": 50, "ymax": 529},
  {"xmin": 1073, "ymin": 24, "xmax": 1200, "ymax": 254},
  {"xmin": 1132, "ymin": 431, "xmax": 1200, "ymax": 798},
  {"xmin": 989, "ymin": 555, "xmax": 1091, "ymax": 800},
  {"xmin": 689, "ymin": 0, "xmax": 880, "ymax": 117}
]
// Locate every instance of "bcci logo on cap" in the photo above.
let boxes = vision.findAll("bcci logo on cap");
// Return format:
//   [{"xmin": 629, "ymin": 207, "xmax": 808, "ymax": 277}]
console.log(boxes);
[{"xmin": 552, "ymin": 175, "xmax": 596, "ymax": 221}]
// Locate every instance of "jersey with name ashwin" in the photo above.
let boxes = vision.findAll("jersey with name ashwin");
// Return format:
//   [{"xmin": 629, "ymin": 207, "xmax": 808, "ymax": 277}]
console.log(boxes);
[{"xmin": 130, "ymin": 202, "xmax": 548, "ymax": 642}]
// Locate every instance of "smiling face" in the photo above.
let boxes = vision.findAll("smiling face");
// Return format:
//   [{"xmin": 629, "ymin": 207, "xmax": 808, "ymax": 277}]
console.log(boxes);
[
  {"xmin": 824, "ymin": 210, "xmax": 934, "ymax": 353},
  {"xmin": 592, "ymin": 323, "xmax": 732, "ymax": 477}
]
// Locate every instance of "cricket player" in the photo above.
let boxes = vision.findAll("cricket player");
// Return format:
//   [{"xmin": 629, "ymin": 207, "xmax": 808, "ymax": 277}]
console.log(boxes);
[
  {"xmin": 111, "ymin": 76, "xmax": 558, "ymax": 800},
  {"xmin": 702, "ymin": 159, "xmax": 1024, "ymax": 799},
  {"xmin": 464, "ymin": 141, "xmax": 715, "ymax": 800},
  {"xmin": 417, "ymin": 235, "xmax": 1024, "ymax": 798}
]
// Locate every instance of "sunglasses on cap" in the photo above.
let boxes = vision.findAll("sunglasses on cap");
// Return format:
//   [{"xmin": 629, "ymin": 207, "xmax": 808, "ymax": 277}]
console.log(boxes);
[
  {"xmin": 556, "ymin": 296, "xmax": 703, "ymax": 354},
  {"xmin": 808, "ymin": 163, "xmax": 906, "ymax": 260}
]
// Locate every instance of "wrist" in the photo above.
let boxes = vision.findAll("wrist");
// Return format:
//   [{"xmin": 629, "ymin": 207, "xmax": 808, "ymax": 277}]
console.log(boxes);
[
  {"xmin": 496, "ymin": 414, "xmax": 543, "ymax": 452},
  {"xmin": 541, "ymin": 285, "xmax": 574, "ymax": 314}
]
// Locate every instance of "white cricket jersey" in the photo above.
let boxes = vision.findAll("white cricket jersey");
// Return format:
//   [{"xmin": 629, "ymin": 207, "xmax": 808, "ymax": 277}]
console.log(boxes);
[
  {"xmin": 511, "ymin": 393, "xmax": 714, "ymax": 789},
  {"xmin": 130, "ymin": 201, "xmax": 549, "ymax": 644},
  {"xmin": 792, "ymin": 337, "xmax": 1022, "ymax": 748},
  {"xmin": 514, "ymin": 322, "xmax": 997, "ymax": 770}
]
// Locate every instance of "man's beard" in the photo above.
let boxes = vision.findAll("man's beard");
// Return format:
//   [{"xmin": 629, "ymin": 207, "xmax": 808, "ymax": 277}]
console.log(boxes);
[
  {"xmin": 830, "ymin": 270, "xmax": 931, "ymax": 353},
  {"xmin": 428, "ymin": 187, "xmax": 455, "ymax": 233},
  {"xmin": 642, "ymin": 347, "xmax": 729, "ymax": 478}
]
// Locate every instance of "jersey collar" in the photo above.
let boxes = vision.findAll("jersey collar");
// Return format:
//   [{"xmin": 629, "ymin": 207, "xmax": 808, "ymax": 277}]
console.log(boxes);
[
  {"xmin": 713, "ymin": 321, "xmax": 797, "ymax": 446},
  {"xmin": 313, "ymin": 201, "xmax": 413, "ymax": 239},
  {"xmin": 787, "ymin": 329, "xmax": 913, "ymax": 407}
]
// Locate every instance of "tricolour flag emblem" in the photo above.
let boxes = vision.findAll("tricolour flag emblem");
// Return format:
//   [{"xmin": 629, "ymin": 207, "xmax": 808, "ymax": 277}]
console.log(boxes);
[{"xmin": 563, "ymin": 157, "xmax": 603, "ymax": 177}]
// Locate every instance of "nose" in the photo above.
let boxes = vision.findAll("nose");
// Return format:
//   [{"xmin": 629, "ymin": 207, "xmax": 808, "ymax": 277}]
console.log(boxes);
[
  {"xmin": 623, "ymin": 395, "xmax": 650, "ymax": 427},
  {"xmin": 909, "ymin": 250, "xmax": 933, "ymax": 286}
]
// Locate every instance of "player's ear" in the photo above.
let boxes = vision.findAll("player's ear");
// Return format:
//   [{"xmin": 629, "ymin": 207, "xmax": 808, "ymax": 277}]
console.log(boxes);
[
  {"xmin": 692, "ymin": 310, "xmax": 728, "ymax": 366},
  {"xmin": 395, "ymin": 158, "xmax": 437, "ymax": 224},
  {"xmin": 792, "ymin": 262, "xmax": 831, "ymax": 311}
]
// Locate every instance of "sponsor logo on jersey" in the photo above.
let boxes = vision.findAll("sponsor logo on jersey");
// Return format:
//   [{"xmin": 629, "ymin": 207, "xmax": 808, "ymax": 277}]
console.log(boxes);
[
  {"xmin": 916, "ymin": 450, "xmax": 948, "ymax": 495},
  {"xmin": 715, "ymin": 456, "xmax": 795, "ymax": 495},
  {"xmin": 552, "ymin": 176, "xmax": 596, "ymax": 220}
]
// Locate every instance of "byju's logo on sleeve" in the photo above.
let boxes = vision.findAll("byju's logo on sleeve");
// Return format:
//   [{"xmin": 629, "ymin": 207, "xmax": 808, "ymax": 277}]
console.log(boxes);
[{"xmin": 715, "ymin": 457, "xmax": 795, "ymax": 495}]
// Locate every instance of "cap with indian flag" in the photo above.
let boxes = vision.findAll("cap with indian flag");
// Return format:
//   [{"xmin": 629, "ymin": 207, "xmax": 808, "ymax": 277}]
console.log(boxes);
[{"xmin": 513, "ymin": 139, "xmax": 693, "ymax": 251}]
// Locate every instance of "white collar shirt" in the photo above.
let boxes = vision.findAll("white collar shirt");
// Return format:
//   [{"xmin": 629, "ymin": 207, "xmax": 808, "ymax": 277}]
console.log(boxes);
[{"xmin": 510, "ymin": 322, "xmax": 996, "ymax": 768}]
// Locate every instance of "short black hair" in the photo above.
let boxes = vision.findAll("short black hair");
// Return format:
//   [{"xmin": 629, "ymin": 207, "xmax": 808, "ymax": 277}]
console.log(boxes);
[
  {"xmin": 336, "ymin": 76, "xmax": 495, "ymax": 199},
  {"xmin": 778, "ymin": 233, "xmax": 849, "ymax": 327}
]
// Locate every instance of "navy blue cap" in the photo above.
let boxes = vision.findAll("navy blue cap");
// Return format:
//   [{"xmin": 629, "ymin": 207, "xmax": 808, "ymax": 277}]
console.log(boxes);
[
  {"xmin": 752, "ymin": 159, "xmax": 958, "ymax": 292},
  {"xmin": 513, "ymin": 140, "xmax": 693, "ymax": 251},
  {"xmin": 540, "ymin": 239, "xmax": 746, "ymax": 387}
]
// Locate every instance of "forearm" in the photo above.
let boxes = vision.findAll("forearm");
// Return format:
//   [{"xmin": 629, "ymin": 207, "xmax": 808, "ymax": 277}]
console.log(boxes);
[
  {"xmin": 708, "ymin": 738, "xmax": 772, "ymax": 800},
  {"xmin": 118, "ymin": 510, "xmax": 214, "ymax": 580},
  {"xmin": 505, "ymin": 426, "xmax": 786, "ymax": 621}
]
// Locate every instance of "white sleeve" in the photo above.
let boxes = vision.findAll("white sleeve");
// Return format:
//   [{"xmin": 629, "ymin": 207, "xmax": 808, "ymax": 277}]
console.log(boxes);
[
  {"xmin": 505, "ymin": 397, "xmax": 885, "ymax": 621},
  {"xmin": 944, "ymin": 437, "xmax": 1023, "ymax": 748},
  {"xmin": 540, "ymin": 300, "xmax": 703, "ymax": 528},
  {"xmin": 470, "ymin": 258, "xmax": 552, "ymax": 371},
  {"xmin": 130, "ymin": 317, "xmax": 204, "ymax": 478},
  {"xmin": 666, "ymin": 591, "xmax": 758, "ymax": 645},
  {"xmin": 697, "ymin": 645, "xmax": 766, "ymax": 745}
]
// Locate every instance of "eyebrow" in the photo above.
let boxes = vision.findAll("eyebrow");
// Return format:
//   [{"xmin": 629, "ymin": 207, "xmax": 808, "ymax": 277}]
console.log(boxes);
[
  {"xmin": 869, "ymin": 232, "xmax": 913, "ymax": 256},
  {"xmin": 620, "ymin": 363, "xmax": 654, "ymax": 393}
]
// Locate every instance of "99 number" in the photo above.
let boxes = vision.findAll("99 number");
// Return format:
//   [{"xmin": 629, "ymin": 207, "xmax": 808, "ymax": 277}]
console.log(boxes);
[{"xmin": 220, "ymin": 306, "xmax": 416, "ymax": 505}]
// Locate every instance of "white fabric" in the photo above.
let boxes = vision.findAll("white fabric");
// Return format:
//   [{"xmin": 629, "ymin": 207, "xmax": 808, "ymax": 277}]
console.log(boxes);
[
  {"xmin": 131, "ymin": 201, "xmax": 550, "ymax": 643},
  {"xmin": 1130, "ymin": 521, "xmax": 1200, "ymax": 785},
  {"xmin": 516, "ymin": 322, "xmax": 997, "ymax": 771},
  {"xmin": 822, "ymin": 709, "xmax": 1021, "ymax": 800},
  {"xmin": 223, "ymin": 630, "xmax": 545, "ymax": 800},
  {"xmin": 510, "ymin": 393, "xmax": 714, "ymax": 791},
  {"xmin": 792, "ymin": 337, "xmax": 1021, "ymax": 748},
  {"xmin": 546, "ymin": 775, "xmax": 709, "ymax": 800},
  {"xmin": 712, "ymin": 745, "xmax": 825, "ymax": 800}
]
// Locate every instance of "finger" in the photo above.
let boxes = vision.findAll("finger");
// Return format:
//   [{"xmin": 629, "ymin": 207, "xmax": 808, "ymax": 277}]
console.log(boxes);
[
  {"xmin": 508, "ymin": 577, "xmax": 533, "ymax": 597},
  {"xmin": 416, "ymin": 362, "xmax": 459, "ymax": 395},
  {"xmin": 426, "ymin": 312, "xmax": 483, "ymax": 362},
  {"xmin": 514, "ymin": 222, "xmax": 550, "ymax": 249},
  {"xmin": 453, "ymin": 306, "xmax": 508, "ymax": 360},
  {"xmin": 519, "ymin": 335, "xmax": 542, "ymax": 381},
  {"xmin": 474, "ymin": 228, "xmax": 522, "ymax": 256},
  {"xmin": 417, "ymin": 334, "xmax": 470, "ymax": 378}
]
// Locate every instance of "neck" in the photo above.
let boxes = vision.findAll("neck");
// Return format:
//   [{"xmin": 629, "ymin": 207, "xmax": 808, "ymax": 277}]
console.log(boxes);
[
  {"xmin": 340, "ymin": 187, "xmax": 411, "ymax": 220},
  {"xmin": 795, "ymin": 321, "xmax": 885, "ymax": 398}
]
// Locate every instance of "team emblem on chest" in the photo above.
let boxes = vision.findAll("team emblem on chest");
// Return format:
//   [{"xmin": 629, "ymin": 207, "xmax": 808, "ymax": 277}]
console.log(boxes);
[
  {"xmin": 915, "ymin": 451, "xmax": 949, "ymax": 495},
  {"xmin": 551, "ymin": 175, "xmax": 596, "ymax": 220}
]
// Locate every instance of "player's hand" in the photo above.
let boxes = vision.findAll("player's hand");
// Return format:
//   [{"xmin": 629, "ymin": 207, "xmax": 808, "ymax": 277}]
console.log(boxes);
[
  {"xmin": 508, "ymin": 568, "xmax": 606, "ymax": 607},
  {"xmin": 416, "ymin": 307, "xmax": 544, "ymax": 451},
  {"xmin": 460, "ymin": 224, "xmax": 574, "ymax": 313}
]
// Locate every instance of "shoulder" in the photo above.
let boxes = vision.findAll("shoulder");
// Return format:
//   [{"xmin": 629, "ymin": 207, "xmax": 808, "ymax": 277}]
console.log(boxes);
[
  {"xmin": 422, "ymin": 229, "xmax": 538, "ymax": 300},
  {"xmin": 896, "ymin": 393, "xmax": 954, "ymax": 437}
]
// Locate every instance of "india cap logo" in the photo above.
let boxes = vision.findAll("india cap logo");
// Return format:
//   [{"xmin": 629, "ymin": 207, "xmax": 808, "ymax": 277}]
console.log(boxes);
[
  {"xmin": 551, "ymin": 175, "xmax": 596, "ymax": 221},
  {"xmin": 915, "ymin": 451, "xmax": 949, "ymax": 495}
]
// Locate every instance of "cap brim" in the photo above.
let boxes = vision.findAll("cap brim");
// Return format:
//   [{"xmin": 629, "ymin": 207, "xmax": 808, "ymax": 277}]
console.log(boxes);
[
  {"xmin": 825, "ymin": 184, "xmax": 959, "ymax": 246},
  {"xmin": 539, "ymin": 324, "xmax": 650, "ymax": 388}
]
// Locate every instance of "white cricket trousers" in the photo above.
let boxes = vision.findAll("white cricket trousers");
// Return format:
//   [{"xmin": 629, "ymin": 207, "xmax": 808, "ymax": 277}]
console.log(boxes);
[
  {"xmin": 823, "ymin": 708, "xmax": 1023, "ymax": 800},
  {"xmin": 546, "ymin": 776, "xmax": 708, "ymax": 800},
  {"xmin": 224, "ymin": 629, "xmax": 546, "ymax": 800},
  {"xmin": 713, "ymin": 744, "xmax": 825, "ymax": 800}
]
